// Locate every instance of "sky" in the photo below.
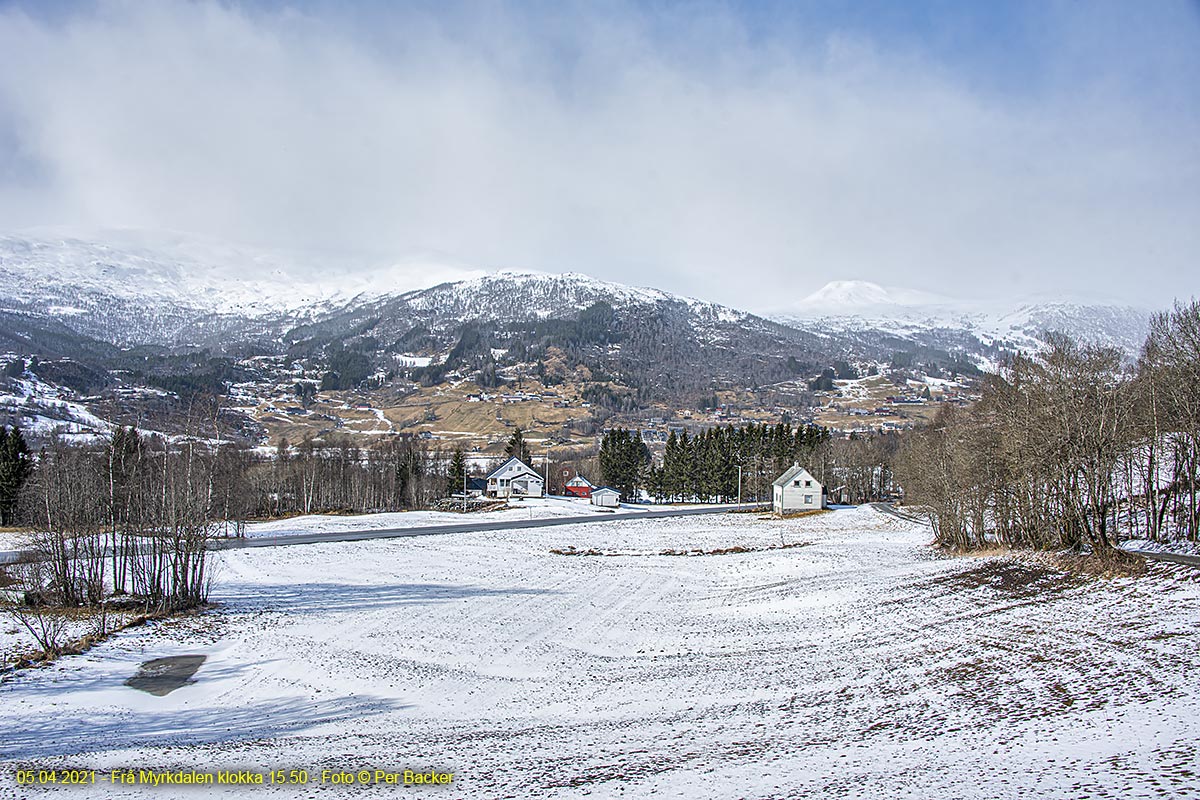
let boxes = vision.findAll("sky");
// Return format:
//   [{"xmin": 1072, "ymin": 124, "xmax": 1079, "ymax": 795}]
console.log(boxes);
[{"xmin": 0, "ymin": 0, "xmax": 1197, "ymax": 312}]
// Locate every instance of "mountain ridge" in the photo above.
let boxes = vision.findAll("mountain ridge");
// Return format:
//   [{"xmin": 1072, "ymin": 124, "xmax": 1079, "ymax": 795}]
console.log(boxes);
[{"xmin": 0, "ymin": 230, "xmax": 1154, "ymax": 359}]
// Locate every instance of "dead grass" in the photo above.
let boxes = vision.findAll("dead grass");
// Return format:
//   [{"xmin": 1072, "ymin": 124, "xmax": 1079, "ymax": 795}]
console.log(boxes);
[
  {"xmin": 777, "ymin": 508, "xmax": 832, "ymax": 520},
  {"xmin": 1036, "ymin": 548, "xmax": 1147, "ymax": 579},
  {"xmin": 933, "ymin": 545, "xmax": 1147, "ymax": 584},
  {"xmin": 3, "ymin": 603, "xmax": 215, "ymax": 673},
  {"xmin": 551, "ymin": 541, "xmax": 812, "ymax": 557}
]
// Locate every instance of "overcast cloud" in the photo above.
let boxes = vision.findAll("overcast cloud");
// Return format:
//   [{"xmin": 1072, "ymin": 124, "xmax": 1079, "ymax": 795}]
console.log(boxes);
[{"xmin": 0, "ymin": 0, "xmax": 1197, "ymax": 312}]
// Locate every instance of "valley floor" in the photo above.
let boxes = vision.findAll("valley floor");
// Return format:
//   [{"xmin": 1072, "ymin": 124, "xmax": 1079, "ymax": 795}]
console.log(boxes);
[{"xmin": 2, "ymin": 507, "xmax": 1199, "ymax": 798}]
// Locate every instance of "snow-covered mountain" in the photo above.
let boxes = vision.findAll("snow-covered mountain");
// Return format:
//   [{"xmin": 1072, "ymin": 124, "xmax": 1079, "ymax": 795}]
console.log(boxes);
[
  {"xmin": 790, "ymin": 279, "xmax": 952, "ymax": 313},
  {"xmin": 0, "ymin": 230, "xmax": 481, "ymax": 346},
  {"xmin": 343, "ymin": 270, "xmax": 754, "ymax": 335},
  {"xmin": 289, "ymin": 267, "xmax": 817, "ymax": 395},
  {"xmin": 0, "ymin": 230, "xmax": 1156, "ymax": 365},
  {"xmin": 774, "ymin": 280, "xmax": 1152, "ymax": 358}
]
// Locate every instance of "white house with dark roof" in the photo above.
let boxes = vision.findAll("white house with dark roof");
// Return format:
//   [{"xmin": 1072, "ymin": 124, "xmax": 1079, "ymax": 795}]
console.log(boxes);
[
  {"xmin": 486, "ymin": 457, "xmax": 545, "ymax": 498},
  {"xmin": 772, "ymin": 464, "xmax": 824, "ymax": 514}
]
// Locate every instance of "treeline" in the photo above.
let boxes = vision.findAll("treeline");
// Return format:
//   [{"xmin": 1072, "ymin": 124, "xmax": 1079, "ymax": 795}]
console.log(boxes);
[
  {"xmin": 4, "ymin": 427, "xmax": 446, "ymax": 612},
  {"xmin": 254, "ymin": 435, "xmax": 441, "ymax": 517},
  {"xmin": 598, "ymin": 421, "xmax": 896, "ymax": 504},
  {"xmin": 896, "ymin": 301, "xmax": 1200, "ymax": 552},
  {"xmin": 14, "ymin": 427, "xmax": 222, "ymax": 612}
]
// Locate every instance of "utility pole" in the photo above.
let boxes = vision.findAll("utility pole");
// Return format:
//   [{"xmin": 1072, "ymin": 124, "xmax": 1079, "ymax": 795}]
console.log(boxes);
[
  {"xmin": 463, "ymin": 467, "xmax": 467, "ymax": 513},
  {"xmin": 737, "ymin": 465, "xmax": 743, "ymax": 509}
]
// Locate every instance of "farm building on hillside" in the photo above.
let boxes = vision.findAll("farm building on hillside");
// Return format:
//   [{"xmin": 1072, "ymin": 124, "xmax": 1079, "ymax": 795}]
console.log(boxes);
[
  {"xmin": 486, "ymin": 457, "xmax": 545, "ymax": 498},
  {"xmin": 591, "ymin": 487, "xmax": 621, "ymax": 508},
  {"xmin": 564, "ymin": 475, "xmax": 596, "ymax": 498},
  {"xmin": 772, "ymin": 464, "xmax": 824, "ymax": 514}
]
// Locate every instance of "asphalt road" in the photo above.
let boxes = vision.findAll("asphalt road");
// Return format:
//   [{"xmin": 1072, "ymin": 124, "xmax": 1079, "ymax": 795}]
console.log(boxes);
[
  {"xmin": 208, "ymin": 503, "xmax": 766, "ymax": 551},
  {"xmin": 0, "ymin": 504, "xmax": 766, "ymax": 563},
  {"xmin": 1130, "ymin": 549, "xmax": 1200, "ymax": 568}
]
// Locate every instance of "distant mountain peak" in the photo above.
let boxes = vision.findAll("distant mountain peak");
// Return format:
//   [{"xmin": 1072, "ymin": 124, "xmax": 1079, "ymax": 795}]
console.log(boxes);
[{"xmin": 796, "ymin": 280, "xmax": 951, "ymax": 312}]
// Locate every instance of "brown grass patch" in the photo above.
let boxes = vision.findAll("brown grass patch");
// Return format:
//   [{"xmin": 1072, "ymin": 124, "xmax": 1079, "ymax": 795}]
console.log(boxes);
[
  {"xmin": 4, "ymin": 603, "xmax": 215, "ymax": 672},
  {"xmin": 777, "ymin": 508, "xmax": 832, "ymax": 520},
  {"xmin": 551, "ymin": 541, "xmax": 812, "ymax": 557},
  {"xmin": 1036, "ymin": 548, "xmax": 1147, "ymax": 579}
]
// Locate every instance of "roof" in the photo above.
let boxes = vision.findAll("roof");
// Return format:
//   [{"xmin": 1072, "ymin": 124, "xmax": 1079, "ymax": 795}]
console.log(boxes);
[
  {"xmin": 592, "ymin": 486, "xmax": 621, "ymax": 496},
  {"xmin": 566, "ymin": 475, "xmax": 596, "ymax": 487},
  {"xmin": 772, "ymin": 464, "xmax": 817, "ymax": 488},
  {"xmin": 467, "ymin": 477, "xmax": 487, "ymax": 491},
  {"xmin": 486, "ymin": 457, "xmax": 543, "ymax": 481}
]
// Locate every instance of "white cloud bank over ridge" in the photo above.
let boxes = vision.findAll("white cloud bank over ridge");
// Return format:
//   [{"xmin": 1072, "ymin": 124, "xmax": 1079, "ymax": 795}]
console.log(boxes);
[{"xmin": 0, "ymin": 0, "xmax": 1196, "ymax": 313}]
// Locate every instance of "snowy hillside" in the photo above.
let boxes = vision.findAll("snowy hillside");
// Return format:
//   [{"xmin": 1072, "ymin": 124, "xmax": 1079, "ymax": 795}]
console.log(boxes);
[
  {"xmin": 2, "ymin": 227, "xmax": 1161, "ymax": 362},
  {"xmin": 0, "ymin": 368, "xmax": 111, "ymax": 442},
  {"xmin": 792, "ymin": 279, "xmax": 952, "ymax": 312},
  {"xmin": 774, "ymin": 280, "xmax": 1152, "ymax": 358},
  {"xmin": 0, "ymin": 230, "xmax": 477, "ymax": 347},
  {"xmin": 366, "ymin": 270, "xmax": 755, "ymax": 332}
]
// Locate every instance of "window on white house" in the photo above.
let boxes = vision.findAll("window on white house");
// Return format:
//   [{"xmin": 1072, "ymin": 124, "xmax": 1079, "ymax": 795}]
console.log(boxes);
[
  {"xmin": 793, "ymin": 480, "xmax": 801, "ymax": 487},
  {"xmin": 805, "ymin": 480, "xmax": 812, "ymax": 487},
  {"xmin": 804, "ymin": 494, "xmax": 813, "ymax": 503}
]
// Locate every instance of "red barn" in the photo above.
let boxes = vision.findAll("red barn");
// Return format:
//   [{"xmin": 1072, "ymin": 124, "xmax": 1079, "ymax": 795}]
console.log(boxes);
[{"xmin": 564, "ymin": 475, "xmax": 596, "ymax": 498}]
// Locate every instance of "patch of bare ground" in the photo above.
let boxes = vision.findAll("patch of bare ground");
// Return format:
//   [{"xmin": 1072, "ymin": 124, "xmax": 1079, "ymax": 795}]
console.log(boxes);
[
  {"xmin": 933, "ymin": 545, "xmax": 1148, "ymax": 583},
  {"xmin": 928, "ymin": 558, "xmax": 1087, "ymax": 599},
  {"xmin": 550, "ymin": 542, "xmax": 812, "ymax": 557}
]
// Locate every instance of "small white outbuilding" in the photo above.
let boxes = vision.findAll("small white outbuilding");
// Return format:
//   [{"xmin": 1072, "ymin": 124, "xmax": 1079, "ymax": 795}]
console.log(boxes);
[
  {"xmin": 772, "ymin": 464, "xmax": 824, "ymax": 514},
  {"xmin": 591, "ymin": 487, "xmax": 621, "ymax": 508}
]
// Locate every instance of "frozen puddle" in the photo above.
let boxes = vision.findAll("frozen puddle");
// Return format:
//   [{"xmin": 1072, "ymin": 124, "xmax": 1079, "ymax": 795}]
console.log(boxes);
[{"xmin": 124, "ymin": 655, "xmax": 207, "ymax": 696}]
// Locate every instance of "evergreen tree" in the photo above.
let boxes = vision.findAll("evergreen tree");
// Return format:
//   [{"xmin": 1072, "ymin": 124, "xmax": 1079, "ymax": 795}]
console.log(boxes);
[
  {"xmin": 505, "ymin": 427, "xmax": 532, "ymax": 464},
  {"xmin": 447, "ymin": 448, "xmax": 468, "ymax": 496},
  {"xmin": 599, "ymin": 428, "xmax": 649, "ymax": 500},
  {"xmin": 663, "ymin": 430, "xmax": 684, "ymax": 502},
  {"xmin": 0, "ymin": 425, "xmax": 32, "ymax": 526}
]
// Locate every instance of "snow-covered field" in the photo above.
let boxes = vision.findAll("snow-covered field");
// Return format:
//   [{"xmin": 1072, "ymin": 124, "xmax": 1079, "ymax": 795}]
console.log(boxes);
[
  {"xmin": 0, "ymin": 498, "xmax": 670, "ymax": 555},
  {"xmin": 239, "ymin": 496, "xmax": 662, "ymax": 539},
  {"xmin": 2, "ymin": 506, "xmax": 1199, "ymax": 798}
]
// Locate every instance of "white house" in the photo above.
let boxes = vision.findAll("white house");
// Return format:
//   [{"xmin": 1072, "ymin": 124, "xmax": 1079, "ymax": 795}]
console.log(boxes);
[
  {"xmin": 772, "ymin": 464, "xmax": 824, "ymax": 514},
  {"xmin": 590, "ymin": 487, "xmax": 621, "ymax": 508},
  {"xmin": 486, "ymin": 457, "xmax": 545, "ymax": 498}
]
